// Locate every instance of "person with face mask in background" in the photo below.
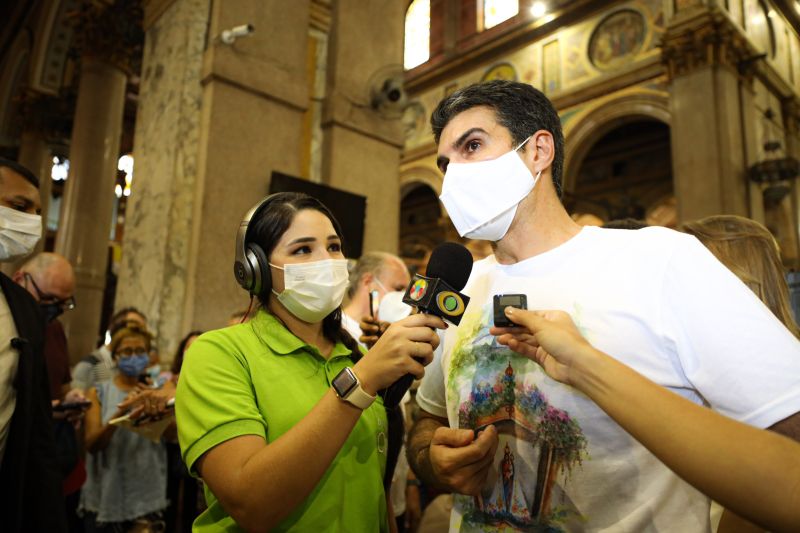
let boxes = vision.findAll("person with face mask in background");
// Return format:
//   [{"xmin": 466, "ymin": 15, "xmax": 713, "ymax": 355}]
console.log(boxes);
[
  {"xmin": 0, "ymin": 158, "xmax": 67, "ymax": 533},
  {"xmin": 72, "ymin": 306, "xmax": 148, "ymax": 392},
  {"xmin": 175, "ymin": 192, "xmax": 445, "ymax": 532},
  {"xmin": 341, "ymin": 252, "xmax": 416, "ymax": 532},
  {"xmin": 406, "ymin": 81, "xmax": 800, "ymax": 532},
  {"xmin": 79, "ymin": 325, "xmax": 169, "ymax": 531},
  {"xmin": 12, "ymin": 251, "xmax": 88, "ymax": 529},
  {"xmin": 341, "ymin": 251, "xmax": 411, "ymax": 350},
  {"xmin": 12, "ymin": 252, "xmax": 77, "ymax": 400}
]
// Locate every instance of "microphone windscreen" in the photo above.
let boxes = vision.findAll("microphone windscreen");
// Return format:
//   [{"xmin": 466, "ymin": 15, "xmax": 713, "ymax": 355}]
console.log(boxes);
[{"xmin": 426, "ymin": 242, "xmax": 473, "ymax": 291}]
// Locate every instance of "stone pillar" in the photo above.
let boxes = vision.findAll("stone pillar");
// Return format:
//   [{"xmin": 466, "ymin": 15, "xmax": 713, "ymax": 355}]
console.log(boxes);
[
  {"xmin": 115, "ymin": 0, "xmax": 210, "ymax": 360},
  {"xmin": 55, "ymin": 56, "xmax": 127, "ymax": 360},
  {"xmin": 54, "ymin": 1, "xmax": 143, "ymax": 361},
  {"xmin": 662, "ymin": 7, "xmax": 753, "ymax": 223},
  {"xmin": 18, "ymin": 130, "xmax": 52, "ymax": 253},
  {"xmin": 321, "ymin": 0, "xmax": 406, "ymax": 254},
  {"xmin": 116, "ymin": 0, "xmax": 312, "ymax": 349}
]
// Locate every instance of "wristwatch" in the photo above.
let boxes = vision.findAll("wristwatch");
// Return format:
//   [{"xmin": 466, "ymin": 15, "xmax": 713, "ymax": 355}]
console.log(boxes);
[{"xmin": 332, "ymin": 367, "xmax": 376, "ymax": 410}]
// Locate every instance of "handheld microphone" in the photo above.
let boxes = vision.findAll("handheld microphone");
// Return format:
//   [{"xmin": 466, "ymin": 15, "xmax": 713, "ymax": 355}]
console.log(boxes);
[{"xmin": 381, "ymin": 242, "xmax": 474, "ymax": 407}]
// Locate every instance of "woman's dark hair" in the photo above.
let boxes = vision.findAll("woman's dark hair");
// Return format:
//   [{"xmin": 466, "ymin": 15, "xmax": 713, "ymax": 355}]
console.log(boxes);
[
  {"xmin": 248, "ymin": 192, "xmax": 361, "ymax": 356},
  {"xmin": 171, "ymin": 330, "xmax": 203, "ymax": 374}
]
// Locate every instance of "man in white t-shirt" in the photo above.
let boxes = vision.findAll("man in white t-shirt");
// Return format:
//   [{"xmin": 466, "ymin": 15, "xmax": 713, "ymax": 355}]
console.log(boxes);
[
  {"xmin": 342, "ymin": 251, "xmax": 410, "ymax": 349},
  {"xmin": 407, "ymin": 80, "xmax": 800, "ymax": 532}
]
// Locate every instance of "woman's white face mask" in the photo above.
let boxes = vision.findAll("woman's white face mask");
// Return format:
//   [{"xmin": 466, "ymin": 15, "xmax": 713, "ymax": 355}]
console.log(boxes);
[
  {"xmin": 439, "ymin": 136, "xmax": 541, "ymax": 241},
  {"xmin": 270, "ymin": 258, "xmax": 349, "ymax": 323}
]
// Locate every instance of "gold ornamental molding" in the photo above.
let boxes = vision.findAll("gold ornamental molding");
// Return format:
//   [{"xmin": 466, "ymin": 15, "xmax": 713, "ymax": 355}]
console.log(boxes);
[
  {"xmin": 660, "ymin": 7, "xmax": 755, "ymax": 82},
  {"xmin": 310, "ymin": 0, "xmax": 332, "ymax": 34},
  {"xmin": 17, "ymin": 89, "xmax": 75, "ymax": 141},
  {"xmin": 68, "ymin": 0, "xmax": 144, "ymax": 74}
]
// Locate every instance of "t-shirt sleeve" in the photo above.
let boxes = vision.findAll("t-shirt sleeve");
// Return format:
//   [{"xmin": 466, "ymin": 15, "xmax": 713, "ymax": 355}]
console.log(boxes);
[
  {"xmin": 416, "ymin": 329, "xmax": 448, "ymax": 419},
  {"xmin": 660, "ymin": 235, "xmax": 800, "ymax": 428},
  {"xmin": 176, "ymin": 332, "xmax": 268, "ymax": 474}
]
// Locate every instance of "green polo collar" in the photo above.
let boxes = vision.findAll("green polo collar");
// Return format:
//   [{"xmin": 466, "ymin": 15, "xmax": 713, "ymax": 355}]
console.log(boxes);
[{"xmin": 250, "ymin": 310, "xmax": 353, "ymax": 360}]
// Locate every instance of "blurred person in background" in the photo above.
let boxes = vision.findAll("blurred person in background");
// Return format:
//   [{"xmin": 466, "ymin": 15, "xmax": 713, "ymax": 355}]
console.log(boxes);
[
  {"xmin": 72, "ymin": 307, "xmax": 147, "ymax": 391},
  {"xmin": 79, "ymin": 325, "xmax": 169, "ymax": 532},
  {"xmin": 682, "ymin": 214, "xmax": 799, "ymax": 532},
  {"xmin": 682, "ymin": 214, "xmax": 798, "ymax": 338}
]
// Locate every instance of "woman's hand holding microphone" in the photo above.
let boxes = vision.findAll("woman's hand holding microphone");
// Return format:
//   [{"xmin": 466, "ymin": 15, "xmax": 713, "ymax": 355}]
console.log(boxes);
[{"xmin": 354, "ymin": 313, "xmax": 446, "ymax": 395}]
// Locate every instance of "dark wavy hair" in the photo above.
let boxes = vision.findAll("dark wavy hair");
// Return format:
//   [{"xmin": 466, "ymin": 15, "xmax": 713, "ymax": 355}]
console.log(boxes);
[
  {"xmin": 171, "ymin": 330, "xmax": 203, "ymax": 374},
  {"xmin": 247, "ymin": 192, "xmax": 361, "ymax": 356}
]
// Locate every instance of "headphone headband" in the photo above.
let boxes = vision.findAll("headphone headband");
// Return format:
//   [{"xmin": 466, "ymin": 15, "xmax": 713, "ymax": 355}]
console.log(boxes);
[{"xmin": 233, "ymin": 194, "xmax": 281, "ymax": 295}]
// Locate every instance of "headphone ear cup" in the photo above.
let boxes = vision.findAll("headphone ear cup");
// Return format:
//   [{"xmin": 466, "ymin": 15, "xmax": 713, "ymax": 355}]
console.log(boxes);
[{"xmin": 247, "ymin": 243, "xmax": 271, "ymax": 296}]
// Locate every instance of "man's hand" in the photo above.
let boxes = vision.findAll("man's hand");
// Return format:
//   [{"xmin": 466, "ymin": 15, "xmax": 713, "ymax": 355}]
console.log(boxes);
[
  {"xmin": 52, "ymin": 389, "xmax": 90, "ymax": 427},
  {"xmin": 429, "ymin": 425, "xmax": 499, "ymax": 496},
  {"xmin": 358, "ymin": 315, "xmax": 390, "ymax": 349}
]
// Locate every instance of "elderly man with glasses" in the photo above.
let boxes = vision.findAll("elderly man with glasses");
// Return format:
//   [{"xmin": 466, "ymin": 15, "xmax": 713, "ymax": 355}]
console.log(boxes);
[{"xmin": 12, "ymin": 252, "xmax": 77, "ymax": 401}]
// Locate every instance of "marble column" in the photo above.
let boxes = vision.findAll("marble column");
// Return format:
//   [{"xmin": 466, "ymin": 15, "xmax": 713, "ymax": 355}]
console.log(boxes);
[
  {"xmin": 18, "ymin": 130, "xmax": 52, "ymax": 254},
  {"xmin": 321, "ymin": 0, "xmax": 405, "ymax": 254},
  {"xmin": 116, "ymin": 0, "xmax": 312, "ymax": 349},
  {"xmin": 56, "ymin": 57, "xmax": 127, "ymax": 361},
  {"xmin": 115, "ymin": 0, "xmax": 209, "ymax": 360},
  {"xmin": 662, "ymin": 7, "xmax": 752, "ymax": 222}
]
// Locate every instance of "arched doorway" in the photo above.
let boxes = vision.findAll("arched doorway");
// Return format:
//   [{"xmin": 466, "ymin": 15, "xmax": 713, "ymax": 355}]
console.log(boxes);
[
  {"xmin": 399, "ymin": 183, "xmax": 445, "ymax": 273},
  {"xmin": 566, "ymin": 120, "xmax": 675, "ymax": 227}
]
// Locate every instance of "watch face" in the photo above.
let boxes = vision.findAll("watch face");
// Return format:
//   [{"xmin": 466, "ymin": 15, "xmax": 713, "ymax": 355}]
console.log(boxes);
[{"xmin": 332, "ymin": 367, "xmax": 358, "ymax": 398}]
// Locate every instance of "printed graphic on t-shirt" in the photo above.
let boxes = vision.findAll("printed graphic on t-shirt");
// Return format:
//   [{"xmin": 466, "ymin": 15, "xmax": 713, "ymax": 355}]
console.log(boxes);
[{"xmin": 446, "ymin": 304, "xmax": 587, "ymax": 532}]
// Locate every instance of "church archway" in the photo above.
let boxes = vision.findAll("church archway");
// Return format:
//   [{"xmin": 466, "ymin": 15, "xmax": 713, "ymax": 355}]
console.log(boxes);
[
  {"xmin": 566, "ymin": 119, "xmax": 675, "ymax": 227},
  {"xmin": 399, "ymin": 182, "xmax": 445, "ymax": 273}
]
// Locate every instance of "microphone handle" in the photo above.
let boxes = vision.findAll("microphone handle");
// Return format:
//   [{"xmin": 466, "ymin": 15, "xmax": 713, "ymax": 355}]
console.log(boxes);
[
  {"xmin": 381, "ymin": 312, "xmax": 436, "ymax": 408},
  {"xmin": 381, "ymin": 370, "xmax": 417, "ymax": 409}
]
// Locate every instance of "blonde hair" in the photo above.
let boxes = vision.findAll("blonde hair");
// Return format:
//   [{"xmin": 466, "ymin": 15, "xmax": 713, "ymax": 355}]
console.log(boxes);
[
  {"xmin": 681, "ymin": 215, "xmax": 799, "ymax": 338},
  {"xmin": 109, "ymin": 325, "xmax": 153, "ymax": 357}
]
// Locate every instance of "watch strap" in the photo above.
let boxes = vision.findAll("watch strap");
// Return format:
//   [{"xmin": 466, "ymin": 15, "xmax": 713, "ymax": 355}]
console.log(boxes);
[
  {"xmin": 344, "ymin": 381, "xmax": 376, "ymax": 410},
  {"xmin": 335, "ymin": 368, "xmax": 376, "ymax": 410}
]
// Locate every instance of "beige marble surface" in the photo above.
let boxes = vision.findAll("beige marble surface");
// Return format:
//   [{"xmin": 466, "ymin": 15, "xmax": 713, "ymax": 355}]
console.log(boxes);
[{"xmin": 115, "ymin": 0, "xmax": 210, "ymax": 360}]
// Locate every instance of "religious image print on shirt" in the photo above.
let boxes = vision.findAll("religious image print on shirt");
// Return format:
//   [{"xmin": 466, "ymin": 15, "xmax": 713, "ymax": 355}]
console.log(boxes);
[{"xmin": 446, "ymin": 303, "xmax": 588, "ymax": 532}]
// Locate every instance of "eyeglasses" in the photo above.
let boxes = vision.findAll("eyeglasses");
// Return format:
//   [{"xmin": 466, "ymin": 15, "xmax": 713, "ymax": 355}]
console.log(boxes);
[
  {"xmin": 24, "ymin": 272, "xmax": 76, "ymax": 312},
  {"xmin": 115, "ymin": 348, "xmax": 148, "ymax": 358}
]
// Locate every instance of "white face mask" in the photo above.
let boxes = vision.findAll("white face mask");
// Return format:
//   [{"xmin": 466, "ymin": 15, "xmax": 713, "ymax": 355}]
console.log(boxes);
[
  {"xmin": 270, "ymin": 258, "xmax": 349, "ymax": 323},
  {"xmin": 439, "ymin": 136, "xmax": 541, "ymax": 241},
  {"xmin": 0, "ymin": 206, "xmax": 42, "ymax": 262},
  {"xmin": 378, "ymin": 290, "xmax": 412, "ymax": 323}
]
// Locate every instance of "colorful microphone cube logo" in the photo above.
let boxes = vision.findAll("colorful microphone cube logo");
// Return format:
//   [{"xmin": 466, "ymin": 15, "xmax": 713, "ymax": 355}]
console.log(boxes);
[{"xmin": 409, "ymin": 279, "xmax": 428, "ymax": 301}]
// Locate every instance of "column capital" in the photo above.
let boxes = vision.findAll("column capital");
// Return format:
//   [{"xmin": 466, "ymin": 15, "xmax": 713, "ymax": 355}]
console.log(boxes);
[
  {"xmin": 18, "ymin": 89, "xmax": 74, "ymax": 141},
  {"xmin": 69, "ymin": 0, "xmax": 144, "ymax": 74},
  {"xmin": 661, "ymin": 7, "xmax": 755, "ymax": 82}
]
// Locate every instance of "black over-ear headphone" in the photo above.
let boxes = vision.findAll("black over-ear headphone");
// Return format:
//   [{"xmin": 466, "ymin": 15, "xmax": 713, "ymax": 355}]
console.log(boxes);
[{"xmin": 233, "ymin": 194, "xmax": 281, "ymax": 295}]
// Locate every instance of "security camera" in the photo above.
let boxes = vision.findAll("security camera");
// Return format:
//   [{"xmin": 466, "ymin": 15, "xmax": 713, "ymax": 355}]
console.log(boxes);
[{"xmin": 221, "ymin": 24, "xmax": 254, "ymax": 45}]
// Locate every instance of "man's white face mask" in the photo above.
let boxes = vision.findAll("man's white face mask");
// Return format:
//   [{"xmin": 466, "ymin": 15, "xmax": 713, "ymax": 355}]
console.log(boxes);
[
  {"xmin": 439, "ymin": 136, "xmax": 541, "ymax": 242},
  {"xmin": 0, "ymin": 206, "xmax": 42, "ymax": 262}
]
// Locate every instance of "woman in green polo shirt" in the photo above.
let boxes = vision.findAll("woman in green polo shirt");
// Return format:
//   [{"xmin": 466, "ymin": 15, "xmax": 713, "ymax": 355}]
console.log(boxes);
[{"xmin": 176, "ymin": 192, "xmax": 445, "ymax": 532}]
